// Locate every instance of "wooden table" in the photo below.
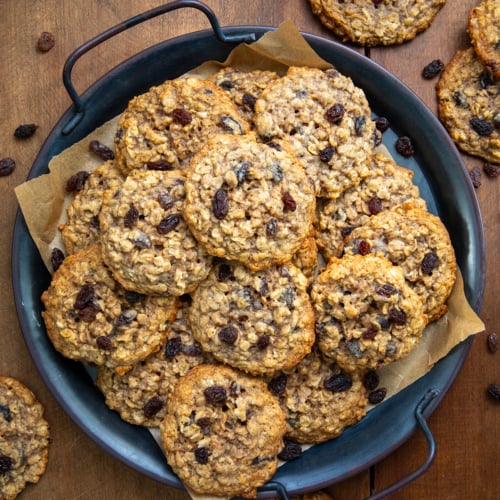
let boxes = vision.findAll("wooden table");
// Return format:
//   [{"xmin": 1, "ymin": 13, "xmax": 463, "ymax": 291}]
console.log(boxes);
[{"xmin": 1, "ymin": 1, "xmax": 498, "ymax": 499}]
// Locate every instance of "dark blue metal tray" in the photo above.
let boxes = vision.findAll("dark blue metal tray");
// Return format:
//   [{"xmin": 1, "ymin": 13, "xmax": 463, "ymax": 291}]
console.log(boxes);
[{"xmin": 11, "ymin": 1, "xmax": 485, "ymax": 498}]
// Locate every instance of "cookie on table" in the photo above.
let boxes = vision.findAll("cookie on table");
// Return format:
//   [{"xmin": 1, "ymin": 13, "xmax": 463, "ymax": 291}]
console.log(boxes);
[
  {"xmin": 189, "ymin": 260, "xmax": 316, "ymax": 376},
  {"xmin": 41, "ymin": 244, "xmax": 178, "ymax": 370},
  {"xmin": 311, "ymin": 254, "xmax": 427, "ymax": 372},
  {"xmin": 308, "ymin": 0, "xmax": 446, "ymax": 46},
  {"xmin": 315, "ymin": 152, "xmax": 427, "ymax": 260},
  {"xmin": 342, "ymin": 205, "xmax": 457, "ymax": 322},
  {"xmin": 254, "ymin": 66, "xmax": 376, "ymax": 198},
  {"xmin": 0, "ymin": 377, "xmax": 50, "ymax": 500},
  {"xmin": 160, "ymin": 364, "xmax": 286, "ymax": 499},
  {"xmin": 60, "ymin": 161, "xmax": 124, "ymax": 255},
  {"xmin": 468, "ymin": 0, "xmax": 500, "ymax": 80},
  {"xmin": 183, "ymin": 133, "xmax": 316, "ymax": 271},
  {"xmin": 114, "ymin": 76, "xmax": 250, "ymax": 176},
  {"xmin": 99, "ymin": 169, "xmax": 213, "ymax": 296},
  {"xmin": 267, "ymin": 348, "xmax": 367, "ymax": 444},
  {"xmin": 208, "ymin": 66, "xmax": 280, "ymax": 122},
  {"xmin": 436, "ymin": 47, "xmax": 500, "ymax": 164},
  {"xmin": 96, "ymin": 298, "xmax": 212, "ymax": 427}
]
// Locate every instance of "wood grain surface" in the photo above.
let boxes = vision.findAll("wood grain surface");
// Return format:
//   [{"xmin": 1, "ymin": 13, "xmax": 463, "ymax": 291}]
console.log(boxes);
[{"xmin": 0, "ymin": 1, "xmax": 498, "ymax": 499}]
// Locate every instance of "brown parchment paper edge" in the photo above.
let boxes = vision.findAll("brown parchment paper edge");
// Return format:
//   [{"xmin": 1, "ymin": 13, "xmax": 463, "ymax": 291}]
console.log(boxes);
[{"xmin": 14, "ymin": 20, "xmax": 485, "ymax": 499}]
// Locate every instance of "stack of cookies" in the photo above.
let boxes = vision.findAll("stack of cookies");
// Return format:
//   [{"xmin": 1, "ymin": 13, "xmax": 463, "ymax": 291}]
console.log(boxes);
[
  {"xmin": 41, "ymin": 65, "xmax": 457, "ymax": 498},
  {"xmin": 437, "ymin": 0, "xmax": 500, "ymax": 165}
]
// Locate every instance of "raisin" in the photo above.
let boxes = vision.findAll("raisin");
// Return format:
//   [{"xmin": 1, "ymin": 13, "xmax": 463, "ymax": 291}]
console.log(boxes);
[
  {"xmin": 354, "ymin": 116, "xmax": 366, "ymax": 136},
  {"xmin": 358, "ymin": 239, "xmax": 371, "ymax": 255},
  {"xmin": 268, "ymin": 373, "xmax": 287, "ymax": 396},
  {"xmin": 421, "ymin": 59, "xmax": 444, "ymax": 79},
  {"xmin": 281, "ymin": 287, "xmax": 295, "ymax": 308},
  {"xmin": 363, "ymin": 369, "xmax": 380, "ymax": 391},
  {"xmin": 367, "ymin": 196, "xmax": 383, "ymax": 215},
  {"xmin": 421, "ymin": 252, "xmax": 439, "ymax": 274},
  {"xmin": 486, "ymin": 383, "xmax": 500, "ymax": 401},
  {"xmin": 96, "ymin": 336, "xmax": 114, "ymax": 350},
  {"xmin": 143, "ymin": 397, "xmax": 163, "ymax": 418},
  {"xmin": 319, "ymin": 145, "xmax": 335, "ymax": 162},
  {"xmin": 78, "ymin": 305, "xmax": 98, "ymax": 323},
  {"xmin": 196, "ymin": 417, "xmax": 211, "ymax": 434},
  {"xmin": 66, "ymin": 170, "xmax": 90, "ymax": 192},
  {"xmin": 362, "ymin": 326, "xmax": 378, "ymax": 340},
  {"xmin": 146, "ymin": 160, "xmax": 174, "ymax": 171},
  {"xmin": 50, "ymin": 247, "xmax": 65, "ymax": 272},
  {"xmin": 368, "ymin": 387, "xmax": 387, "ymax": 404},
  {"xmin": 220, "ymin": 115, "xmax": 243, "ymax": 134},
  {"xmin": 395, "ymin": 136, "xmax": 415, "ymax": 157},
  {"xmin": 0, "ymin": 455, "xmax": 13, "ymax": 474},
  {"xmin": 375, "ymin": 116, "xmax": 390, "ymax": 132},
  {"xmin": 469, "ymin": 166, "xmax": 482, "ymax": 188},
  {"xmin": 14, "ymin": 123, "xmax": 37, "ymax": 138},
  {"xmin": 325, "ymin": 103, "xmax": 345, "ymax": 124},
  {"xmin": 324, "ymin": 372, "xmax": 352, "ymax": 392},
  {"xmin": 388, "ymin": 308, "xmax": 406, "ymax": 326},
  {"xmin": 452, "ymin": 91, "xmax": 468, "ymax": 108},
  {"xmin": 470, "ymin": 117, "xmax": 494, "ymax": 136},
  {"xmin": 278, "ymin": 439, "xmax": 303, "ymax": 461},
  {"xmin": 0, "ymin": 157, "xmax": 16, "ymax": 177},
  {"xmin": 37, "ymin": 31, "xmax": 55, "ymax": 52},
  {"xmin": 483, "ymin": 162, "xmax": 500, "ymax": 178},
  {"xmin": 282, "ymin": 191, "xmax": 297, "ymax": 211},
  {"xmin": 124, "ymin": 205, "xmax": 139, "ymax": 228},
  {"xmin": 74, "ymin": 283, "xmax": 94, "ymax": 310},
  {"xmin": 204, "ymin": 385, "xmax": 227, "ymax": 405},
  {"xmin": 157, "ymin": 214, "xmax": 180, "ymax": 234},
  {"xmin": 346, "ymin": 339, "xmax": 363, "ymax": 358},
  {"xmin": 165, "ymin": 337, "xmax": 182, "ymax": 359},
  {"xmin": 479, "ymin": 71, "xmax": 494, "ymax": 89},
  {"xmin": 125, "ymin": 290, "xmax": 144, "ymax": 304},
  {"xmin": 212, "ymin": 187, "xmax": 229, "ymax": 219},
  {"xmin": 235, "ymin": 162, "xmax": 250, "ymax": 184},
  {"xmin": 217, "ymin": 263, "xmax": 234, "ymax": 281},
  {"xmin": 157, "ymin": 192, "xmax": 174, "ymax": 211},
  {"xmin": 257, "ymin": 334, "xmax": 271, "ymax": 349},
  {"xmin": 0, "ymin": 405, "xmax": 12, "ymax": 422},
  {"xmin": 242, "ymin": 93, "xmax": 257, "ymax": 111},
  {"xmin": 115, "ymin": 309, "xmax": 137, "ymax": 326},
  {"xmin": 487, "ymin": 333, "xmax": 499, "ymax": 354},
  {"xmin": 375, "ymin": 284, "xmax": 398, "ymax": 297},
  {"xmin": 218, "ymin": 325, "xmax": 238, "ymax": 344},
  {"xmin": 270, "ymin": 163, "xmax": 283, "ymax": 182},
  {"xmin": 219, "ymin": 80, "xmax": 235, "ymax": 90},
  {"xmin": 341, "ymin": 226, "xmax": 355, "ymax": 238},
  {"xmin": 172, "ymin": 108, "xmax": 192, "ymax": 126},
  {"xmin": 89, "ymin": 140, "xmax": 114, "ymax": 160},
  {"xmin": 182, "ymin": 344, "xmax": 203, "ymax": 357},
  {"xmin": 194, "ymin": 447, "xmax": 210, "ymax": 464},
  {"xmin": 266, "ymin": 218, "xmax": 278, "ymax": 236}
]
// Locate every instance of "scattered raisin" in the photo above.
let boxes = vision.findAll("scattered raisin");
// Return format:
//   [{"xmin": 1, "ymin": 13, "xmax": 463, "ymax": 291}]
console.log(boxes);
[
  {"xmin": 14, "ymin": 123, "xmax": 37, "ymax": 138},
  {"xmin": 257, "ymin": 334, "xmax": 271, "ymax": 350},
  {"xmin": 367, "ymin": 196, "xmax": 383, "ymax": 215},
  {"xmin": 266, "ymin": 218, "xmax": 278, "ymax": 236},
  {"xmin": 242, "ymin": 93, "xmax": 257, "ymax": 111},
  {"xmin": 219, "ymin": 80, "xmax": 235, "ymax": 90},
  {"xmin": 368, "ymin": 387, "xmax": 387, "ymax": 404},
  {"xmin": 146, "ymin": 160, "xmax": 174, "ymax": 171},
  {"xmin": 0, "ymin": 405, "xmax": 12, "ymax": 422},
  {"xmin": 324, "ymin": 372, "xmax": 352, "ymax": 392},
  {"xmin": 124, "ymin": 205, "xmax": 139, "ymax": 228},
  {"xmin": 217, "ymin": 263, "xmax": 234, "ymax": 282},
  {"xmin": 470, "ymin": 117, "xmax": 494, "ymax": 136},
  {"xmin": 74, "ymin": 283, "xmax": 95, "ymax": 310},
  {"xmin": 157, "ymin": 214, "xmax": 180, "ymax": 235},
  {"xmin": 0, "ymin": 157, "xmax": 16, "ymax": 177},
  {"xmin": 479, "ymin": 71, "xmax": 494, "ymax": 89},
  {"xmin": 483, "ymin": 162, "xmax": 500, "ymax": 178},
  {"xmin": 37, "ymin": 31, "xmax": 55, "ymax": 52},
  {"xmin": 268, "ymin": 373, "xmax": 287, "ymax": 396},
  {"xmin": 362, "ymin": 326, "xmax": 378, "ymax": 340},
  {"xmin": 325, "ymin": 103, "xmax": 345, "ymax": 124},
  {"xmin": 395, "ymin": 136, "xmax": 415, "ymax": 157},
  {"xmin": 421, "ymin": 59, "xmax": 444, "ymax": 79},
  {"xmin": 388, "ymin": 308, "xmax": 406, "ymax": 326},
  {"xmin": 278, "ymin": 439, "xmax": 303, "ymax": 461},
  {"xmin": 125, "ymin": 290, "xmax": 144, "ymax": 304},
  {"xmin": 319, "ymin": 145, "xmax": 335, "ymax": 162},
  {"xmin": 375, "ymin": 116, "xmax": 390, "ymax": 132},
  {"xmin": 157, "ymin": 192, "xmax": 174, "ymax": 211},
  {"xmin": 341, "ymin": 226, "xmax": 355, "ymax": 238},
  {"xmin": 78, "ymin": 305, "xmax": 98, "ymax": 322},
  {"xmin": 469, "ymin": 166, "xmax": 482, "ymax": 188},
  {"xmin": 66, "ymin": 170, "xmax": 90, "ymax": 192},
  {"xmin": 363, "ymin": 369, "xmax": 380, "ymax": 391},
  {"xmin": 452, "ymin": 91, "xmax": 468, "ymax": 108},
  {"xmin": 115, "ymin": 309, "xmax": 136, "ymax": 326},
  {"xmin": 194, "ymin": 447, "xmax": 210, "ymax": 464},
  {"xmin": 0, "ymin": 455, "xmax": 13, "ymax": 474},
  {"xmin": 375, "ymin": 284, "xmax": 398, "ymax": 297},
  {"xmin": 358, "ymin": 239, "xmax": 371, "ymax": 255},
  {"xmin": 487, "ymin": 333, "xmax": 499, "ymax": 354},
  {"xmin": 220, "ymin": 115, "xmax": 243, "ymax": 134},
  {"xmin": 266, "ymin": 141, "xmax": 282, "ymax": 151},
  {"xmin": 172, "ymin": 108, "xmax": 192, "ymax": 126},
  {"xmin": 212, "ymin": 187, "xmax": 229, "ymax": 219},
  {"xmin": 235, "ymin": 162, "xmax": 250, "ymax": 184},
  {"xmin": 96, "ymin": 336, "xmax": 114, "ymax": 350},
  {"xmin": 218, "ymin": 325, "xmax": 238, "ymax": 344},
  {"xmin": 143, "ymin": 397, "xmax": 163, "ymax": 418},
  {"xmin": 486, "ymin": 383, "xmax": 500, "ymax": 401},
  {"xmin": 354, "ymin": 116, "xmax": 366, "ymax": 136},
  {"xmin": 89, "ymin": 140, "xmax": 114, "ymax": 160},
  {"xmin": 282, "ymin": 191, "xmax": 297, "ymax": 211},
  {"xmin": 204, "ymin": 385, "xmax": 227, "ymax": 405},
  {"xmin": 165, "ymin": 337, "xmax": 182, "ymax": 359},
  {"xmin": 421, "ymin": 252, "xmax": 439, "ymax": 274},
  {"xmin": 50, "ymin": 247, "xmax": 65, "ymax": 272},
  {"xmin": 196, "ymin": 417, "xmax": 211, "ymax": 434}
]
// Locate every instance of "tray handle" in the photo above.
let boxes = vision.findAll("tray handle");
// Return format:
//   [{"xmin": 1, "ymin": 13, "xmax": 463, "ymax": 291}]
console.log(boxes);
[
  {"xmin": 364, "ymin": 388, "xmax": 439, "ymax": 500},
  {"xmin": 61, "ymin": 0, "xmax": 256, "ymax": 135}
]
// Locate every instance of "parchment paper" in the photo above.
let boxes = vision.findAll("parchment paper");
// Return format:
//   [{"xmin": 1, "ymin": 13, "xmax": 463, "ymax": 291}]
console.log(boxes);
[{"xmin": 15, "ymin": 20, "xmax": 485, "ymax": 499}]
